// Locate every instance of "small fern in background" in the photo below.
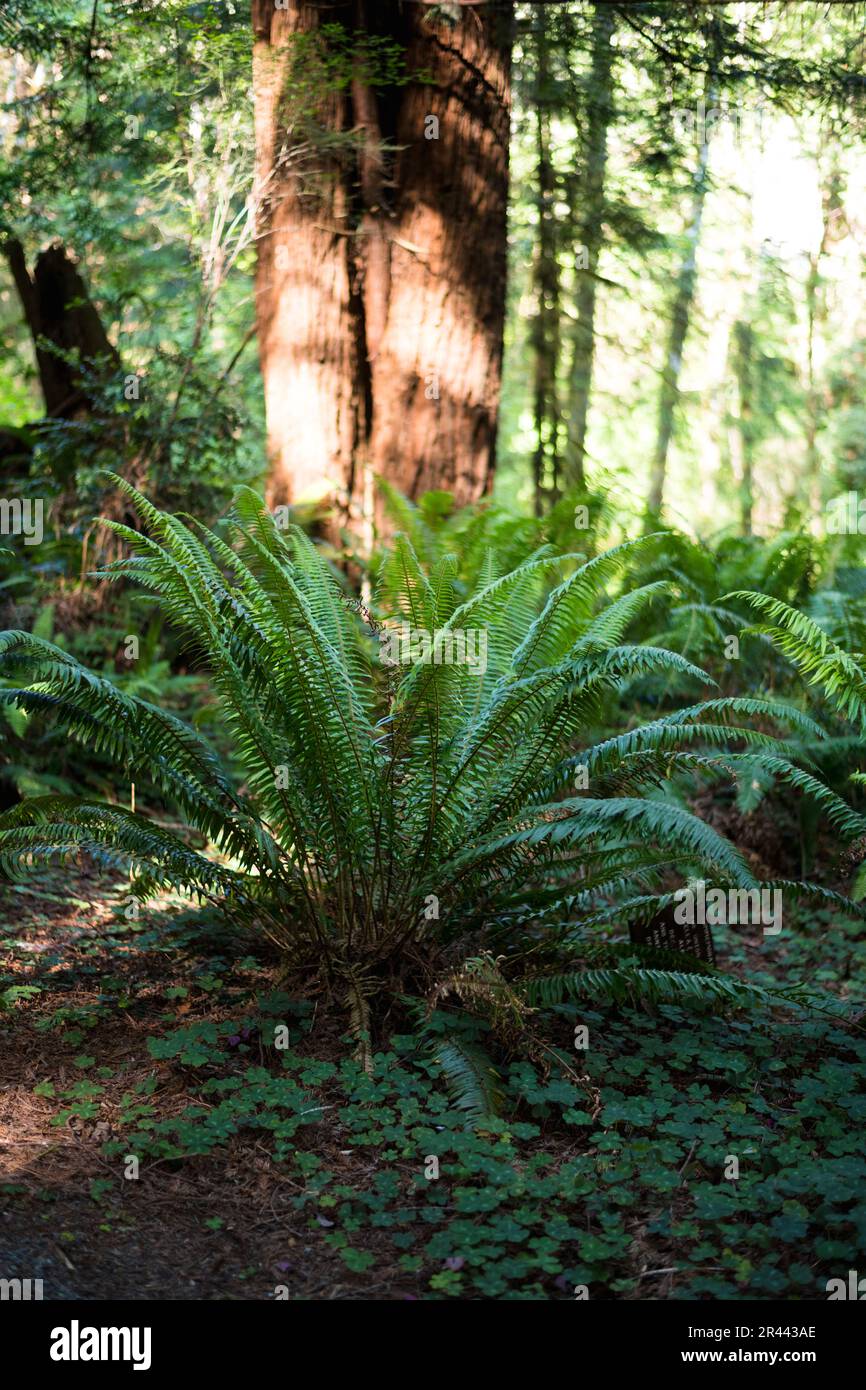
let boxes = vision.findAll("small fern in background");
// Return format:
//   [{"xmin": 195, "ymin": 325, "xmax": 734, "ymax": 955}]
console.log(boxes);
[{"xmin": 729, "ymin": 589, "xmax": 866, "ymax": 898}]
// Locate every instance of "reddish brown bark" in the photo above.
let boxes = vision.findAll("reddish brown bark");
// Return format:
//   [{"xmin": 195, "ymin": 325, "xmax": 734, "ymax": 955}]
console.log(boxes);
[
  {"xmin": 251, "ymin": 0, "xmax": 512, "ymax": 528},
  {"xmin": 252, "ymin": 0, "xmax": 361, "ymax": 515}
]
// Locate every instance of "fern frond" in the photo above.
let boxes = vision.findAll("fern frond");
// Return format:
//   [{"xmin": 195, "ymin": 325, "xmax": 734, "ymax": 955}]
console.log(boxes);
[{"xmin": 431, "ymin": 1034, "xmax": 504, "ymax": 1124}]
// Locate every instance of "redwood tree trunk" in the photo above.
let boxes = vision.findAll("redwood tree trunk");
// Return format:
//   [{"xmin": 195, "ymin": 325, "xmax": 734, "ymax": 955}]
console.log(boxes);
[
  {"xmin": 252, "ymin": 0, "xmax": 361, "ymax": 515},
  {"xmin": 251, "ymin": 0, "xmax": 512, "ymax": 527}
]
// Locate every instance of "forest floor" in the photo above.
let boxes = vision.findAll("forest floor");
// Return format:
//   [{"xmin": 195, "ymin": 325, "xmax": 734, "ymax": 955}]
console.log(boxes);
[{"xmin": 1, "ymin": 817, "xmax": 866, "ymax": 1302}]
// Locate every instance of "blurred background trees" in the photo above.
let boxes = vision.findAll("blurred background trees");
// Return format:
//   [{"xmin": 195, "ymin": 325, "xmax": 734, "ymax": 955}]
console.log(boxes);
[{"xmin": 0, "ymin": 1, "xmax": 865, "ymax": 541}]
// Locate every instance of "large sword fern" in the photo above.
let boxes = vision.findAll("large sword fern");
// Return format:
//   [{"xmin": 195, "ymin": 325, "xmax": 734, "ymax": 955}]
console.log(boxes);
[{"xmin": 0, "ymin": 480, "xmax": 860, "ymax": 1019}]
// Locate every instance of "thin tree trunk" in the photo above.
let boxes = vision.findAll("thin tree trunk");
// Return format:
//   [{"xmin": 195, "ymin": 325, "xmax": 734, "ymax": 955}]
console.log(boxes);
[
  {"xmin": 732, "ymin": 318, "xmax": 755, "ymax": 535},
  {"xmin": 804, "ymin": 250, "xmax": 820, "ymax": 504},
  {"xmin": 646, "ymin": 86, "xmax": 714, "ymax": 517},
  {"xmin": 563, "ymin": 2, "xmax": 614, "ymax": 491},
  {"xmin": 251, "ymin": 1, "xmax": 513, "ymax": 527},
  {"xmin": 530, "ymin": 14, "xmax": 561, "ymax": 515},
  {"xmin": 804, "ymin": 165, "xmax": 841, "ymax": 513}
]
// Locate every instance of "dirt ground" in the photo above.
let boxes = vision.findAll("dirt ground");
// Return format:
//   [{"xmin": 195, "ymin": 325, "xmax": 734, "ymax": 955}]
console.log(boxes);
[{"xmin": 0, "ymin": 869, "xmax": 415, "ymax": 1301}]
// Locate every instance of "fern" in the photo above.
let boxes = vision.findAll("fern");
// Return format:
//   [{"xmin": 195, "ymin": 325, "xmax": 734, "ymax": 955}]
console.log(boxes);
[
  {"xmin": 727, "ymin": 590, "xmax": 866, "ymax": 730},
  {"xmin": 521, "ymin": 965, "xmax": 824, "ymax": 1014},
  {"xmin": 0, "ymin": 479, "xmax": 859, "ymax": 1037},
  {"xmin": 431, "ymin": 1035, "xmax": 504, "ymax": 1123}
]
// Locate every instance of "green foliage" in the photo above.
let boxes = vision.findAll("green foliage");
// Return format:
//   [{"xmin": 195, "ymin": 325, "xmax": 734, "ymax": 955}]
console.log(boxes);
[
  {"xmin": 4, "ymin": 816, "xmax": 864, "ymax": 1301},
  {"xmin": 0, "ymin": 982, "xmax": 39, "ymax": 1009},
  {"xmin": 730, "ymin": 589, "xmax": 866, "ymax": 730},
  {"xmin": 1, "ymin": 480, "xmax": 861, "ymax": 1039},
  {"xmin": 431, "ymin": 1034, "xmax": 506, "ymax": 1123},
  {"xmin": 522, "ymin": 963, "xmax": 816, "ymax": 1013},
  {"xmin": 98, "ymin": 1010, "xmax": 866, "ymax": 1299}
]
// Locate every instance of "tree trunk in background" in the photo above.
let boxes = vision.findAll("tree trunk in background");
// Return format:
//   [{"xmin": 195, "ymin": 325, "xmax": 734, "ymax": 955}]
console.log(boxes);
[
  {"xmin": 367, "ymin": 3, "xmax": 511, "ymax": 517},
  {"xmin": 252, "ymin": 0, "xmax": 360, "ymax": 515},
  {"xmin": 530, "ymin": 14, "xmax": 561, "ymax": 515},
  {"xmin": 563, "ymin": 2, "xmax": 614, "ymax": 491},
  {"xmin": 646, "ymin": 89, "xmax": 714, "ymax": 518},
  {"xmin": 3, "ymin": 240, "xmax": 119, "ymax": 417},
  {"xmin": 804, "ymin": 164, "xmax": 842, "ymax": 514},
  {"xmin": 732, "ymin": 318, "xmax": 755, "ymax": 535},
  {"xmin": 252, "ymin": 0, "xmax": 512, "ymax": 527}
]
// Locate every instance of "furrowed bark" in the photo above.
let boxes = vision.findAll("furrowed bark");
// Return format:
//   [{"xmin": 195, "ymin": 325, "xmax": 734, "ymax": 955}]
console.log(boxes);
[
  {"xmin": 252, "ymin": 0, "xmax": 360, "ymax": 517},
  {"xmin": 251, "ymin": 1, "xmax": 513, "ymax": 529},
  {"xmin": 366, "ymin": 2, "xmax": 512, "ymax": 519}
]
